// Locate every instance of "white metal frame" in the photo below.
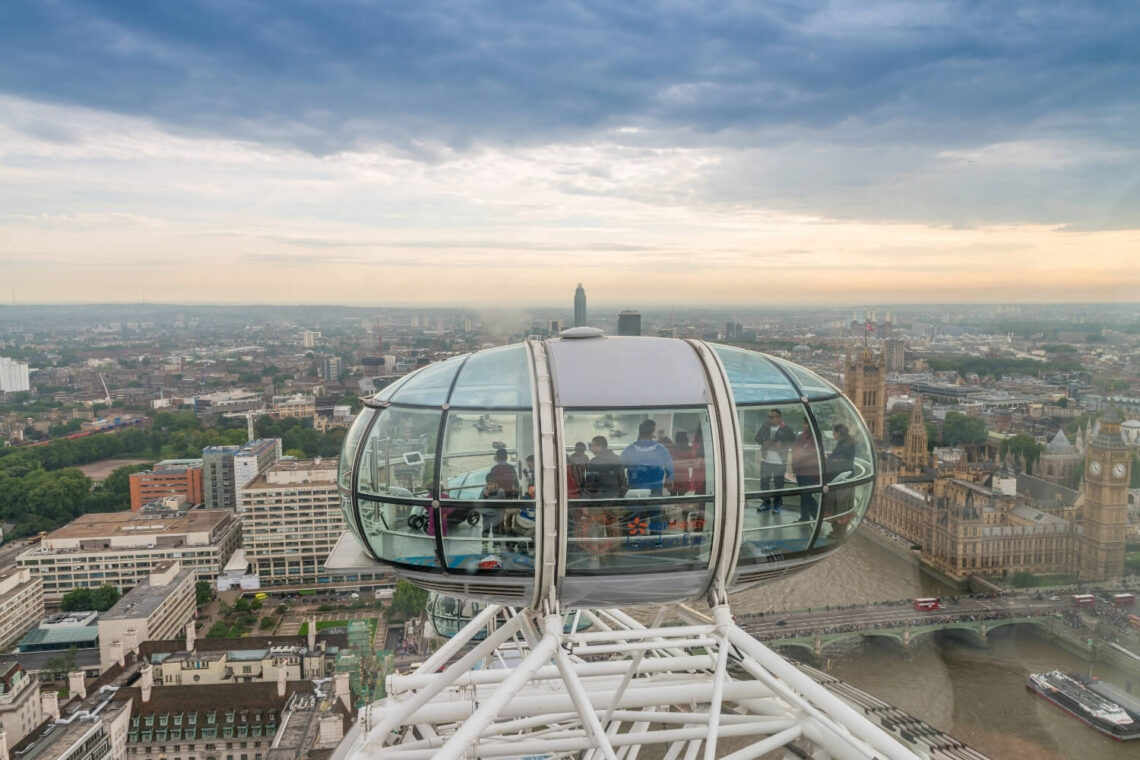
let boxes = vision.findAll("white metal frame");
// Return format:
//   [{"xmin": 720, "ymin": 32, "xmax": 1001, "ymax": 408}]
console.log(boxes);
[{"xmin": 342, "ymin": 601, "xmax": 921, "ymax": 760}]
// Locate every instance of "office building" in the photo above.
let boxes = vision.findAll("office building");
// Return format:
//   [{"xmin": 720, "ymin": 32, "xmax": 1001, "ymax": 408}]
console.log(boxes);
[
  {"xmin": 202, "ymin": 445, "xmax": 239, "ymax": 510},
  {"xmin": 0, "ymin": 569, "xmax": 44, "ymax": 651},
  {"xmin": 272, "ymin": 394, "xmax": 316, "ymax": 419},
  {"xmin": 573, "ymin": 284, "xmax": 587, "ymax": 327},
  {"xmin": 97, "ymin": 561, "xmax": 196, "ymax": 673},
  {"xmin": 17, "ymin": 511, "xmax": 241, "ymax": 602},
  {"xmin": 204, "ymin": 439, "xmax": 281, "ymax": 511},
  {"xmin": 302, "ymin": 330, "xmax": 321, "ymax": 348},
  {"xmin": 617, "ymin": 310, "xmax": 642, "ymax": 336},
  {"xmin": 8, "ymin": 676, "xmax": 131, "ymax": 760},
  {"xmin": 0, "ymin": 359, "xmax": 30, "ymax": 393},
  {"xmin": 17, "ymin": 612, "xmax": 99, "ymax": 654},
  {"xmin": 113, "ymin": 678, "xmax": 350, "ymax": 759},
  {"xmin": 127, "ymin": 459, "xmax": 203, "ymax": 511},
  {"xmin": 0, "ymin": 663, "xmax": 46, "ymax": 752},
  {"xmin": 238, "ymin": 460, "xmax": 343, "ymax": 586},
  {"xmin": 233, "ymin": 438, "xmax": 282, "ymax": 496},
  {"xmin": 883, "ymin": 338, "xmax": 906, "ymax": 372},
  {"xmin": 320, "ymin": 356, "xmax": 342, "ymax": 382},
  {"xmin": 147, "ymin": 637, "xmax": 338, "ymax": 686}
]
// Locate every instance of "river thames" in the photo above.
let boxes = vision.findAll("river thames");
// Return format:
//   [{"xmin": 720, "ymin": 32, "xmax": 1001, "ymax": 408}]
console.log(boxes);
[{"xmin": 731, "ymin": 531, "xmax": 1136, "ymax": 760}]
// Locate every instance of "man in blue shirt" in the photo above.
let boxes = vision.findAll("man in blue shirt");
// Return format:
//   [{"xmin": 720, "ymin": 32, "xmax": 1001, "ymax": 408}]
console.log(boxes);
[{"xmin": 621, "ymin": 419, "xmax": 675, "ymax": 496}]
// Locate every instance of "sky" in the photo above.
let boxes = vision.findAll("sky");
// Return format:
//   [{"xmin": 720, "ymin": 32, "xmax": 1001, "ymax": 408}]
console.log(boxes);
[{"xmin": 2, "ymin": 0, "xmax": 1139, "ymax": 306}]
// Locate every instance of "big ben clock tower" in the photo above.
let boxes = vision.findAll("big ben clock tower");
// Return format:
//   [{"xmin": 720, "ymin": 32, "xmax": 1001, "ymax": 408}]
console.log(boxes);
[{"xmin": 1078, "ymin": 406, "xmax": 1130, "ymax": 581}]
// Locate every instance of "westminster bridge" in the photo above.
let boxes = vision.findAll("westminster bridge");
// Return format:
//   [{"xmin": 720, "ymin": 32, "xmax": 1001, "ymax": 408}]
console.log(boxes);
[{"xmin": 733, "ymin": 592, "xmax": 1078, "ymax": 657}]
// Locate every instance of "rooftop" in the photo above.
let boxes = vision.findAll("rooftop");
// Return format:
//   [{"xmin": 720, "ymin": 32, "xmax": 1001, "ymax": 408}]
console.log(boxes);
[
  {"xmin": 100, "ymin": 565, "xmax": 193, "ymax": 621},
  {"xmin": 38, "ymin": 509, "xmax": 234, "ymax": 544},
  {"xmin": 18, "ymin": 624, "xmax": 99, "ymax": 651}
]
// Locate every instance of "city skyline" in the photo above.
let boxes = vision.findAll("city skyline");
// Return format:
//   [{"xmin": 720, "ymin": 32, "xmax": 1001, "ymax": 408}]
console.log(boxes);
[{"xmin": 3, "ymin": 2, "xmax": 1139, "ymax": 305}]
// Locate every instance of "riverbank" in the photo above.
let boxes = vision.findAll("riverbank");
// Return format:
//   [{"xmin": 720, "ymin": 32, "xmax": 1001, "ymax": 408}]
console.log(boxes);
[{"xmin": 859, "ymin": 521, "xmax": 970, "ymax": 591}]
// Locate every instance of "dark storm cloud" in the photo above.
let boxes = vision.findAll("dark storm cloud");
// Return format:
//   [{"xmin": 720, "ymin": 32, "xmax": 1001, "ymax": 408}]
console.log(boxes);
[
  {"xmin": 3, "ymin": 1, "xmax": 1136, "ymax": 151},
  {"xmin": 3, "ymin": 1, "xmax": 1138, "ymax": 228}
]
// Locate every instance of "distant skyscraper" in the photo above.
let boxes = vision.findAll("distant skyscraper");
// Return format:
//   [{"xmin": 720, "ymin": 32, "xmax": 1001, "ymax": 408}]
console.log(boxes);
[
  {"xmin": 883, "ymin": 339, "xmax": 906, "ymax": 372},
  {"xmin": 0, "ymin": 357, "xmax": 30, "ymax": 392},
  {"xmin": 617, "ymin": 310, "xmax": 641, "ymax": 336},
  {"xmin": 320, "ymin": 356, "xmax": 342, "ymax": 382},
  {"xmin": 573, "ymin": 284, "xmax": 587, "ymax": 327}
]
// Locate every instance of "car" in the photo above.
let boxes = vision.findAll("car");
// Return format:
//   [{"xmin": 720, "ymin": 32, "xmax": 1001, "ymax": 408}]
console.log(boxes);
[
  {"xmin": 775, "ymin": 619, "xmax": 788, "ymax": 627},
  {"xmin": 1049, "ymin": 595, "xmax": 1062, "ymax": 601}
]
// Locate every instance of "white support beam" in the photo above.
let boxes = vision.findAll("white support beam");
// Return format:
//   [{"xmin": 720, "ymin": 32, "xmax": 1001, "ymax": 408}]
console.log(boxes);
[{"xmin": 343, "ymin": 603, "xmax": 924, "ymax": 760}]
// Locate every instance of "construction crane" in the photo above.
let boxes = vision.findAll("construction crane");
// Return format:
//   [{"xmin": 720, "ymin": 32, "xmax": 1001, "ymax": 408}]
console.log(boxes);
[
  {"xmin": 98, "ymin": 374, "xmax": 112, "ymax": 406},
  {"xmin": 222, "ymin": 404, "xmax": 346, "ymax": 442}
]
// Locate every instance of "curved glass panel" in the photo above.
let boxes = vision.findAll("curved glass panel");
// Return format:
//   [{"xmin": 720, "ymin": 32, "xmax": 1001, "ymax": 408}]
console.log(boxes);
[
  {"xmin": 449, "ymin": 345, "xmax": 533, "ymax": 408},
  {"xmin": 813, "ymin": 481, "xmax": 874, "ymax": 550},
  {"xmin": 358, "ymin": 498, "xmax": 440, "ymax": 569},
  {"xmin": 563, "ymin": 408, "xmax": 713, "ymax": 574},
  {"xmin": 372, "ymin": 370, "xmax": 418, "ymax": 403},
  {"xmin": 772, "ymin": 357, "xmax": 840, "ymax": 399},
  {"xmin": 710, "ymin": 345, "xmax": 799, "ymax": 403},
  {"xmin": 738, "ymin": 403, "xmax": 819, "ymax": 500},
  {"xmin": 809, "ymin": 396, "xmax": 875, "ymax": 485},
  {"xmin": 387, "ymin": 355, "xmax": 466, "ymax": 406},
  {"xmin": 738, "ymin": 494, "xmax": 819, "ymax": 564},
  {"xmin": 439, "ymin": 411, "xmax": 535, "ymax": 574},
  {"xmin": 427, "ymin": 594, "xmax": 488, "ymax": 639},
  {"xmin": 357, "ymin": 406, "xmax": 442, "ymax": 498},
  {"xmin": 338, "ymin": 408, "xmax": 375, "ymax": 492}
]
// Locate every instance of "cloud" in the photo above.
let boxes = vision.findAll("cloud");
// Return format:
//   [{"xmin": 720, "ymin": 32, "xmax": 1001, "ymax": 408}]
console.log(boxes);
[{"xmin": 1, "ymin": 1, "xmax": 1138, "ymax": 305}]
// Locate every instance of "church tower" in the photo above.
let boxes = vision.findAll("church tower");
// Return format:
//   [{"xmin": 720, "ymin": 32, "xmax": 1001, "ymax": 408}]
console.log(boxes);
[
  {"xmin": 902, "ymin": 401, "xmax": 929, "ymax": 475},
  {"xmin": 1078, "ymin": 407, "xmax": 1130, "ymax": 581},
  {"xmin": 843, "ymin": 347, "xmax": 886, "ymax": 441}
]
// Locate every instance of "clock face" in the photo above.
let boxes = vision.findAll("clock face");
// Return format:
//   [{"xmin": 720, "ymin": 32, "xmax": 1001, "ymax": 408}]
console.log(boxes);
[
  {"xmin": 1113, "ymin": 462, "xmax": 1127, "ymax": 479},
  {"xmin": 1089, "ymin": 460, "xmax": 1102, "ymax": 476}
]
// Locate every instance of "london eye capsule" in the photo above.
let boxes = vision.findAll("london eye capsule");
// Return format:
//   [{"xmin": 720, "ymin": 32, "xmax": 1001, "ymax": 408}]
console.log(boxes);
[{"xmin": 337, "ymin": 331, "xmax": 875, "ymax": 608}]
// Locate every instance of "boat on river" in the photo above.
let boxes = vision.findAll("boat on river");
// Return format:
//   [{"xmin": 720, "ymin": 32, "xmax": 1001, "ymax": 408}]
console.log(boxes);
[{"xmin": 1026, "ymin": 670, "xmax": 1140, "ymax": 741}]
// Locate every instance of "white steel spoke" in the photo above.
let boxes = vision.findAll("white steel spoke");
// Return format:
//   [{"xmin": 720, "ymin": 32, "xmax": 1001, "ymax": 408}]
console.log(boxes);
[{"xmin": 345, "ymin": 603, "xmax": 923, "ymax": 760}]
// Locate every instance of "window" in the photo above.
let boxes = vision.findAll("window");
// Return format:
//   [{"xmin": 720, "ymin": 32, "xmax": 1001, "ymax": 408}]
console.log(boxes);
[{"xmin": 563, "ymin": 408, "xmax": 714, "ymax": 574}]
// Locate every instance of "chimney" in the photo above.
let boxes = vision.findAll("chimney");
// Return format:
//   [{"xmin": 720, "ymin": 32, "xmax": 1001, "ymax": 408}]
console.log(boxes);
[
  {"xmin": 307, "ymin": 616, "xmax": 316, "ymax": 650},
  {"xmin": 109, "ymin": 640, "xmax": 124, "ymax": 668},
  {"xmin": 68, "ymin": 671, "xmax": 86, "ymax": 701},
  {"xmin": 140, "ymin": 663, "xmax": 153, "ymax": 703},
  {"xmin": 318, "ymin": 714, "xmax": 344, "ymax": 746},
  {"xmin": 276, "ymin": 663, "xmax": 287, "ymax": 699},
  {"xmin": 334, "ymin": 672, "xmax": 351, "ymax": 711},
  {"xmin": 0, "ymin": 727, "xmax": 8, "ymax": 760},
  {"xmin": 185, "ymin": 620, "xmax": 196, "ymax": 652},
  {"xmin": 40, "ymin": 690, "xmax": 60, "ymax": 721}
]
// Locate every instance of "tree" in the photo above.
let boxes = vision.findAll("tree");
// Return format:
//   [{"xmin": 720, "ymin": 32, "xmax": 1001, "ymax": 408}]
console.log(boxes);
[
  {"xmin": 390, "ymin": 580, "xmax": 429, "ymax": 620},
  {"xmin": 195, "ymin": 580, "xmax": 213, "ymax": 607},
  {"xmin": 91, "ymin": 584, "xmax": 121, "ymax": 611},
  {"xmin": 939, "ymin": 412, "xmax": 988, "ymax": 447},
  {"xmin": 60, "ymin": 587, "xmax": 94, "ymax": 612},
  {"xmin": 886, "ymin": 413, "xmax": 911, "ymax": 444},
  {"xmin": 62, "ymin": 585, "xmax": 120, "ymax": 612}
]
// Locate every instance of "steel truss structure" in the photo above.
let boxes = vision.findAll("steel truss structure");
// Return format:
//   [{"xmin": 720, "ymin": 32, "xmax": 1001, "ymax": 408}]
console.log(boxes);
[{"xmin": 339, "ymin": 601, "xmax": 921, "ymax": 760}]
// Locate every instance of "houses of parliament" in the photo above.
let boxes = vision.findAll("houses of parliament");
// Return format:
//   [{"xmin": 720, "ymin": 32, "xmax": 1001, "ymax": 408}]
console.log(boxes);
[{"xmin": 844, "ymin": 348, "xmax": 1131, "ymax": 584}]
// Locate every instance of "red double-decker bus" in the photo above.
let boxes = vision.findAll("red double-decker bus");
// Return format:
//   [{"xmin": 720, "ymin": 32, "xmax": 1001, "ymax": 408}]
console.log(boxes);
[
  {"xmin": 913, "ymin": 598, "xmax": 940, "ymax": 611},
  {"xmin": 1071, "ymin": 594, "xmax": 1096, "ymax": 608},
  {"xmin": 1112, "ymin": 593, "xmax": 1135, "ymax": 608}
]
